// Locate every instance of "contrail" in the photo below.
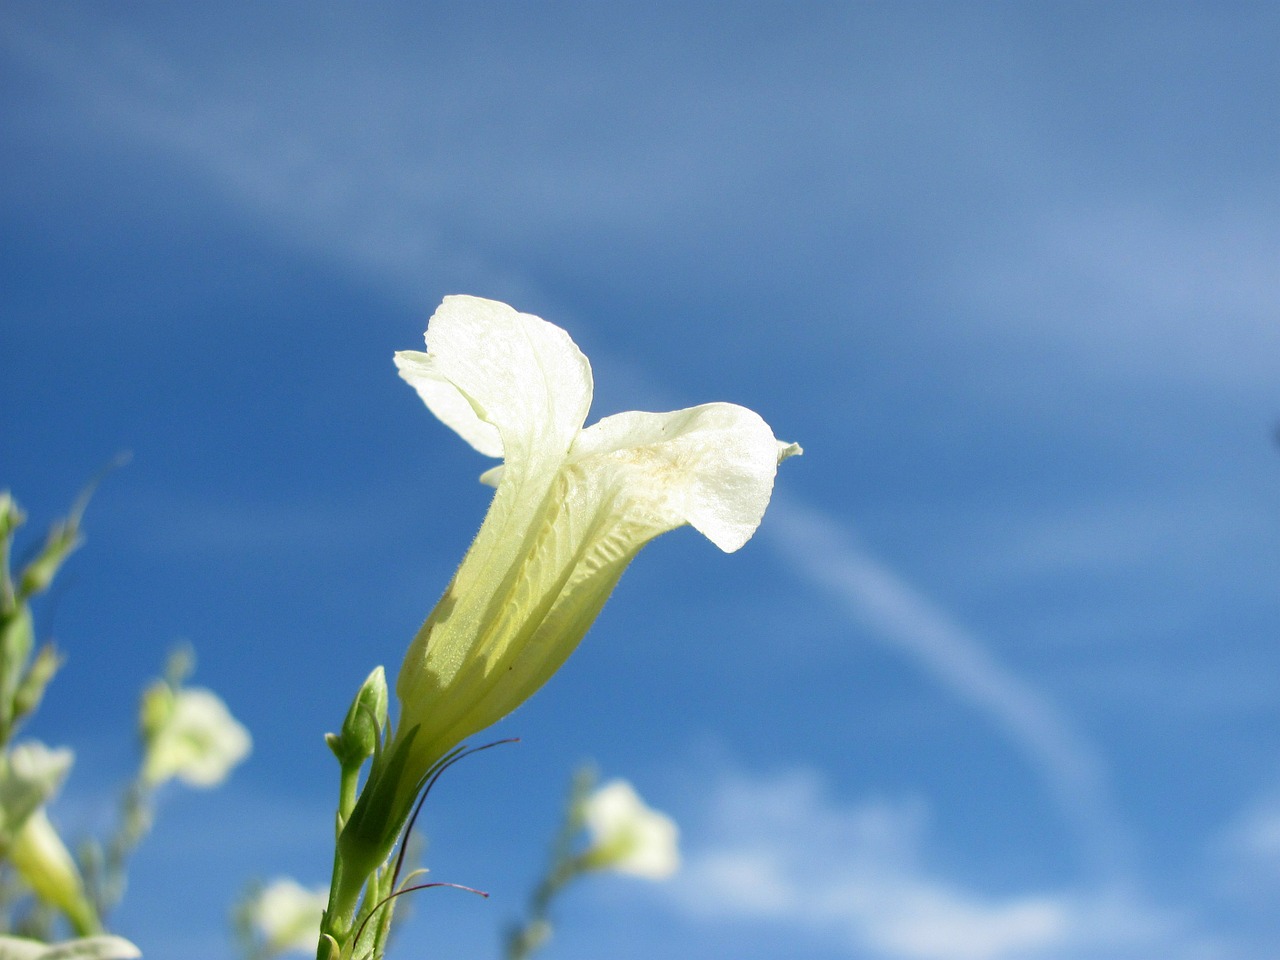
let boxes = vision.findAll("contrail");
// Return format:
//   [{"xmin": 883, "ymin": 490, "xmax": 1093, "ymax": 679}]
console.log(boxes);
[{"xmin": 766, "ymin": 494, "xmax": 1132, "ymax": 883}]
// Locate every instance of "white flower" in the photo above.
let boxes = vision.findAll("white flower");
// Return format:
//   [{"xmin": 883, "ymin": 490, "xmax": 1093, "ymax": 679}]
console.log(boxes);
[
  {"xmin": 251, "ymin": 878, "xmax": 328, "ymax": 955},
  {"xmin": 390, "ymin": 296, "xmax": 799, "ymax": 788},
  {"xmin": 0, "ymin": 742, "xmax": 73, "ymax": 837},
  {"xmin": 0, "ymin": 935, "xmax": 140, "ymax": 960},
  {"xmin": 141, "ymin": 687, "xmax": 251, "ymax": 788},
  {"xmin": 581, "ymin": 779, "xmax": 680, "ymax": 879}
]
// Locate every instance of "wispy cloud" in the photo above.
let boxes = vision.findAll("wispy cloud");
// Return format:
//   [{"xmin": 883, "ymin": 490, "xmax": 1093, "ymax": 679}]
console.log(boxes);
[
  {"xmin": 1214, "ymin": 793, "xmax": 1280, "ymax": 897},
  {"xmin": 945, "ymin": 201, "xmax": 1280, "ymax": 394},
  {"xmin": 765, "ymin": 496, "xmax": 1131, "ymax": 883},
  {"xmin": 670, "ymin": 768, "xmax": 1176, "ymax": 960},
  {"xmin": 0, "ymin": 15, "xmax": 527, "ymax": 309}
]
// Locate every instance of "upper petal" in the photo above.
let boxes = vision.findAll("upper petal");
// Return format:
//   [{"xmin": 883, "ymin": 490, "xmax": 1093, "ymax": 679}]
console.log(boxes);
[
  {"xmin": 570, "ymin": 403, "xmax": 797, "ymax": 552},
  {"xmin": 394, "ymin": 351, "xmax": 502, "ymax": 457},
  {"xmin": 394, "ymin": 296, "xmax": 593, "ymax": 465}
]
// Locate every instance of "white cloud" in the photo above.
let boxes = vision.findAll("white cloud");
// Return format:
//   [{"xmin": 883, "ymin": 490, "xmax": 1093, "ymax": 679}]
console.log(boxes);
[
  {"xmin": 1199, "ymin": 794, "xmax": 1280, "ymax": 952},
  {"xmin": 0, "ymin": 15, "xmax": 529, "ymax": 309},
  {"xmin": 1231, "ymin": 807, "xmax": 1280, "ymax": 865},
  {"xmin": 1215, "ymin": 796, "xmax": 1280, "ymax": 892},
  {"xmin": 947, "ymin": 201, "xmax": 1280, "ymax": 394},
  {"xmin": 671, "ymin": 769, "xmax": 1173, "ymax": 960},
  {"xmin": 765, "ymin": 496, "xmax": 1131, "ymax": 883}
]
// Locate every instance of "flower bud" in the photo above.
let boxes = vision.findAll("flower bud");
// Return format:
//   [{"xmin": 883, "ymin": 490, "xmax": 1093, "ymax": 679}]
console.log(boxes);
[
  {"xmin": 329, "ymin": 667, "xmax": 387, "ymax": 768},
  {"xmin": 0, "ymin": 491, "xmax": 23, "ymax": 543},
  {"xmin": 12, "ymin": 644, "xmax": 63, "ymax": 725},
  {"xmin": 17, "ymin": 521, "xmax": 81, "ymax": 600}
]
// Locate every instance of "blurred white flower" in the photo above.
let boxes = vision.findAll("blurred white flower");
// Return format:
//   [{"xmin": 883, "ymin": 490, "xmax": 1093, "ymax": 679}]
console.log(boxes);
[
  {"xmin": 0, "ymin": 743, "xmax": 99, "ymax": 933},
  {"xmin": 141, "ymin": 686, "xmax": 251, "ymax": 788},
  {"xmin": 0, "ymin": 742, "xmax": 73, "ymax": 837},
  {"xmin": 581, "ymin": 779, "xmax": 680, "ymax": 879},
  {"xmin": 0, "ymin": 934, "xmax": 140, "ymax": 960},
  {"xmin": 251, "ymin": 878, "xmax": 328, "ymax": 955}
]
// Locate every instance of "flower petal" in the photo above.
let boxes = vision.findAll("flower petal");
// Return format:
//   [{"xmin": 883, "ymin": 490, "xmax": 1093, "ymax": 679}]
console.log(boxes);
[
  {"xmin": 0, "ymin": 937, "xmax": 143, "ymax": 960},
  {"xmin": 38, "ymin": 938, "xmax": 141, "ymax": 960},
  {"xmin": 570, "ymin": 402, "xmax": 795, "ymax": 552},
  {"xmin": 394, "ymin": 351, "xmax": 502, "ymax": 458},
  {"xmin": 394, "ymin": 296, "xmax": 592, "ymax": 464},
  {"xmin": 0, "ymin": 742, "xmax": 73, "ymax": 837}
]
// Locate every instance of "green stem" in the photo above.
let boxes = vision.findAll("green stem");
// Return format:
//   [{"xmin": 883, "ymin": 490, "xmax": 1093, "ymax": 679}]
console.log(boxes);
[{"xmin": 91, "ymin": 776, "xmax": 154, "ymax": 919}]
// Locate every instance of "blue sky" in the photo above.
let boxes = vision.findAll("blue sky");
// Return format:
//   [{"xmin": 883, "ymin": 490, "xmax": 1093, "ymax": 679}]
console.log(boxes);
[{"xmin": 2, "ymin": 3, "xmax": 1278, "ymax": 958}]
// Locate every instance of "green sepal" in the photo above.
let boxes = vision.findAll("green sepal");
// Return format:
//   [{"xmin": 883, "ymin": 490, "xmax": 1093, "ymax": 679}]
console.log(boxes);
[
  {"xmin": 324, "ymin": 725, "xmax": 421, "ymax": 942},
  {"xmin": 325, "ymin": 732, "xmax": 344, "ymax": 760},
  {"xmin": 337, "ymin": 724, "xmax": 419, "ymax": 875}
]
